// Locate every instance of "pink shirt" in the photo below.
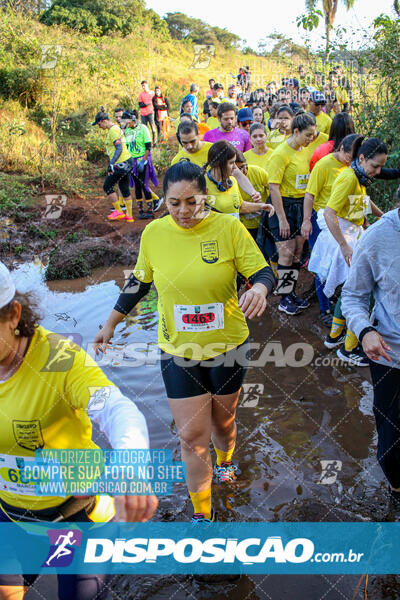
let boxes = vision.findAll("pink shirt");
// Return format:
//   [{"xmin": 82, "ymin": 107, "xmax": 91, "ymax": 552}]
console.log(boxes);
[
  {"xmin": 138, "ymin": 90, "xmax": 154, "ymax": 117},
  {"xmin": 203, "ymin": 127, "xmax": 251, "ymax": 152}
]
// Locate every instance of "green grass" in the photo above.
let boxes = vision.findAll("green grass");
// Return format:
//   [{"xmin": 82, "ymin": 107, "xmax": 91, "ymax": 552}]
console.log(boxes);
[{"xmin": 0, "ymin": 172, "xmax": 35, "ymax": 213}]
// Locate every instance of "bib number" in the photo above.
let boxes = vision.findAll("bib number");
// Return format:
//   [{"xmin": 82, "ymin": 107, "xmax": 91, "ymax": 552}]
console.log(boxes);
[
  {"xmin": 295, "ymin": 174, "xmax": 309, "ymax": 190},
  {"xmin": 0, "ymin": 454, "xmax": 36, "ymax": 496},
  {"xmin": 174, "ymin": 303, "xmax": 224, "ymax": 332}
]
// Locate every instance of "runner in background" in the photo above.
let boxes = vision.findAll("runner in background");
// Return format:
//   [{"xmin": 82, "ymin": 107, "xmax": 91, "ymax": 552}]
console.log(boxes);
[
  {"xmin": 180, "ymin": 83, "xmax": 200, "ymax": 123},
  {"xmin": 171, "ymin": 121, "xmax": 211, "ymax": 167},
  {"xmin": 205, "ymin": 78, "xmax": 216, "ymax": 98},
  {"xmin": 309, "ymin": 112, "xmax": 355, "ymax": 171},
  {"xmin": 114, "ymin": 107, "xmax": 124, "ymax": 125},
  {"xmin": 237, "ymin": 107, "xmax": 254, "ymax": 134},
  {"xmin": 235, "ymin": 150, "xmax": 270, "ymax": 240},
  {"xmin": 308, "ymin": 91, "xmax": 332, "ymax": 135},
  {"xmin": 94, "ymin": 162, "xmax": 275, "ymax": 522},
  {"xmin": 203, "ymin": 102, "xmax": 251, "ymax": 153},
  {"xmin": 138, "ymin": 80, "xmax": 156, "ymax": 147},
  {"xmin": 92, "ymin": 111, "xmax": 134, "ymax": 222},
  {"xmin": 206, "ymin": 100, "xmax": 220, "ymax": 130},
  {"xmin": 267, "ymin": 104, "xmax": 293, "ymax": 150},
  {"xmin": 329, "ymin": 70, "xmax": 349, "ymax": 112},
  {"xmin": 252, "ymin": 106, "xmax": 264, "ymax": 124},
  {"xmin": 152, "ymin": 86, "xmax": 170, "ymax": 143},
  {"xmin": 245, "ymin": 123, "xmax": 273, "ymax": 171}
]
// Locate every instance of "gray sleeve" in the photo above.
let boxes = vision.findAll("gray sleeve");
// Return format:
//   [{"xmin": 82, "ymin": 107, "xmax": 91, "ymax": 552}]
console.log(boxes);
[
  {"xmin": 110, "ymin": 141, "xmax": 123, "ymax": 165},
  {"xmin": 341, "ymin": 239, "xmax": 375, "ymax": 338}
]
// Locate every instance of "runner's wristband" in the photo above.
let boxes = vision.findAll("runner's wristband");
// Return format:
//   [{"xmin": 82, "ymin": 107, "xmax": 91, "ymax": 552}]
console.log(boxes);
[
  {"xmin": 358, "ymin": 326, "xmax": 377, "ymax": 344},
  {"xmin": 248, "ymin": 265, "xmax": 276, "ymax": 295}
]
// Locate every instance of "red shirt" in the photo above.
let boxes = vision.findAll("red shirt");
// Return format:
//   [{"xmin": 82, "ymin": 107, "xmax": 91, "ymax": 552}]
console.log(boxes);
[
  {"xmin": 138, "ymin": 90, "xmax": 154, "ymax": 116},
  {"xmin": 310, "ymin": 140, "xmax": 334, "ymax": 171}
]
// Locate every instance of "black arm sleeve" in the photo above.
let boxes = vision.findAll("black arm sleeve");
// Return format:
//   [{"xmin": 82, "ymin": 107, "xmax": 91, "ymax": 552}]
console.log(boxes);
[
  {"xmin": 248, "ymin": 265, "xmax": 276, "ymax": 295},
  {"xmin": 375, "ymin": 167, "xmax": 400, "ymax": 181},
  {"xmin": 144, "ymin": 142, "xmax": 151, "ymax": 152},
  {"xmin": 113, "ymin": 276, "xmax": 152, "ymax": 315}
]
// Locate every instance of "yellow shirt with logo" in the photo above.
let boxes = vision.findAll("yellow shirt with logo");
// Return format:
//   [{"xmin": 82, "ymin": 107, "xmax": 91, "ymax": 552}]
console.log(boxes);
[
  {"xmin": 306, "ymin": 131, "xmax": 329, "ymax": 161},
  {"xmin": 133, "ymin": 212, "xmax": 267, "ymax": 360},
  {"xmin": 0, "ymin": 326, "xmax": 114, "ymax": 510},
  {"xmin": 306, "ymin": 153, "xmax": 346, "ymax": 212},
  {"xmin": 171, "ymin": 142, "xmax": 212, "ymax": 169},
  {"xmin": 327, "ymin": 167, "xmax": 367, "ymax": 225},
  {"xmin": 315, "ymin": 112, "xmax": 332, "ymax": 136},
  {"xmin": 206, "ymin": 175, "xmax": 243, "ymax": 217},
  {"xmin": 267, "ymin": 129, "xmax": 288, "ymax": 150},
  {"xmin": 105, "ymin": 124, "xmax": 131, "ymax": 163},
  {"xmin": 267, "ymin": 141, "xmax": 310, "ymax": 198},
  {"xmin": 244, "ymin": 148, "xmax": 273, "ymax": 171},
  {"xmin": 206, "ymin": 116, "xmax": 219, "ymax": 129},
  {"xmin": 239, "ymin": 165, "xmax": 269, "ymax": 230}
]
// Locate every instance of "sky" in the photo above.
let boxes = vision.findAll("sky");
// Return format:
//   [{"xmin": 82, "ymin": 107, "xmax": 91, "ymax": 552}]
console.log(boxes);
[{"xmin": 146, "ymin": 0, "xmax": 396, "ymax": 52}]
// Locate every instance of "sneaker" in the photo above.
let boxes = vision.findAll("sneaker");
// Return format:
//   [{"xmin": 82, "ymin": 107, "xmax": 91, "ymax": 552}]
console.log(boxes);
[
  {"xmin": 191, "ymin": 508, "xmax": 217, "ymax": 524},
  {"xmin": 107, "ymin": 210, "xmax": 125, "ymax": 221},
  {"xmin": 324, "ymin": 331, "xmax": 346, "ymax": 349},
  {"xmin": 278, "ymin": 295, "xmax": 303, "ymax": 315},
  {"xmin": 336, "ymin": 344, "xmax": 369, "ymax": 367},
  {"xmin": 320, "ymin": 310, "xmax": 333, "ymax": 328},
  {"xmin": 214, "ymin": 461, "xmax": 238, "ymax": 483},
  {"xmin": 152, "ymin": 197, "xmax": 164, "ymax": 212},
  {"xmin": 124, "ymin": 215, "xmax": 134, "ymax": 223},
  {"xmin": 289, "ymin": 292, "xmax": 310, "ymax": 310},
  {"xmin": 138, "ymin": 210, "xmax": 147, "ymax": 220},
  {"xmin": 144, "ymin": 211, "xmax": 154, "ymax": 219}
]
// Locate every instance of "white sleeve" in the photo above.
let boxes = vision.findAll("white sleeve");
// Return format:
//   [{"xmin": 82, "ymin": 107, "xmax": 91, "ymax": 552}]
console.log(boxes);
[{"xmin": 87, "ymin": 386, "xmax": 149, "ymax": 450}]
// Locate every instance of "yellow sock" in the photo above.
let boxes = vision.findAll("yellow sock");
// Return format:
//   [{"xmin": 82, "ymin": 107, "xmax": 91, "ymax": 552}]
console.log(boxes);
[
  {"xmin": 189, "ymin": 488, "xmax": 211, "ymax": 518},
  {"xmin": 330, "ymin": 317, "xmax": 345, "ymax": 339},
  {"xmin": 345, "ymin": 329, "xmax": 358, "ymax": 352},
  {"xmin": 119, "ymin": 196, "xmax": 125, "ymax": 207},
  {"xmin": 124, "ymin": 198, "xmax": 133, "ymax": 218},
  {"xmin": 214, "ymin": 445, "xmax": 235, "ymax": 467},
  {"xmin": 151, "ymin": 191, "xmax": 159, "ymax": 200},
  {"xmin": 112, "ymin": 200, "xmax": 122, "ymax": 212}
]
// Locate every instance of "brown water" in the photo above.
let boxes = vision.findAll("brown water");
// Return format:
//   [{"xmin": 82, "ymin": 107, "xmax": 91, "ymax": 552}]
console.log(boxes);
[{"xmin": 18, "ymin": 263, "xmax": 398, "ymax": 600}]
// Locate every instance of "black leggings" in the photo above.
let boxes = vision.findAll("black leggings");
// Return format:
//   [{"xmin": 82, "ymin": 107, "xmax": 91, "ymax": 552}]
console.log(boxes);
[
  {"xmin": 369, "ymin": 360, "xmax": 400, "ymax": 488},
  {"xmin": 131, "ymin": 172, "xmax": 152, "ymax": 201},
  {"xmin": 103, "ymin": 167, "xmax": 132, "ymax": 198}
]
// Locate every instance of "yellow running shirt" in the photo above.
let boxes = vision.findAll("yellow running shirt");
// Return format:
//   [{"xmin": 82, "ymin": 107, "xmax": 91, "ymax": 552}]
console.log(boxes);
[
  {"xmin": 206, "ymin": 116, "xmax": 219, "ymax": 129},
  {"xmin": 306, "ymin": 153, "xmax": 346, "ymax": 211},
  {"xmin": 205, "ymin": 175, "xmax": 243, "ymax": 217},
  {"xmin": 306, "ymin": 131, "xmax": 329, "ymax": 160},
  {"xmin": 133, "ymin": 212, "xmax": 267, "ymax": 360},
  {"xmin": 244, "ymin": 148, "xmax": 273, "ymax": 171},
  {"xmin": 0, "ymin": 326, "xmax": 114, "ymax": 509},
  {"xmin": 105, "ymin": 125, "xmax": 131, "ymax": 163},
  {"xmin": 315, "ymin": 112, "xmax": 332, "ymax": 136},
  {"xmin": 171, "ymin": 142, "xmax": 212, "ymax": 168},
  {"xmin": 327, "ymin": 167, "xmax": 367, "ymax": 226},
  {"xmin": 267, "ymin": 141, "xmax": 310, "ymax": 198},
  {"xmin": 239, "ymin": 165, "xmax": 269, "ymax": 230},
  {"xmin": 267, "ymin": 129, "xmax": 288, "ymax": 150}
]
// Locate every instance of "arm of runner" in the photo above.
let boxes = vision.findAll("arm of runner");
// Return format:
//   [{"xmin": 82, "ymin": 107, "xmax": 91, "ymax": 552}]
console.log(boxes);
[
  {"xmin": 360, "ymin": 330, "xmax": 391, "ymax": 362},
  {"xmin": 109, "ymin": 139, "xmax": 122, "ymax": 166},
  {"xmin": 233, "ymin": 166, "xmax": 262, "ymax": 202},
  {"xmin": 301, "ymin": 192, "xmax": 314, "ymax": 239},
  {"xmin": 324, "ymin": 206, "xmax": 353, "ymax": 266},
  {"xmin": 269, "ymin": 183, "xmax": 290, "ymax": 239},
  {"xmin": 375, "ymin": 167, "xmax": 400, "ymax": 180},
  {"xmin": 240, "ymin": 201, "xmax": 275, "ymax": 215},
  {"xmin": 370, "ymin": 200, "xmax": 383, "ymax": 218}
]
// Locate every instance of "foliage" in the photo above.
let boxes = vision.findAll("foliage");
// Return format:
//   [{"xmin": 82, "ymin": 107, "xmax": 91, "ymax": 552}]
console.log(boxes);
[
  {"xmin": 0, "ymin": 172, "xmax": 35, "ymax": 214},
  {"xmin": 258, "ymin": 34, "xmax": 311, "ymax": 61},
  {"xmin": 83, "ymin": 126, "xmax": 107, "ymax": 163},
  {"xmin": 164, "ymin": 12, "xmax": 240, "ymax": 49},
  {"xmin": 299, "ymin": 0, "xmax": 356, "ymax": 57}
]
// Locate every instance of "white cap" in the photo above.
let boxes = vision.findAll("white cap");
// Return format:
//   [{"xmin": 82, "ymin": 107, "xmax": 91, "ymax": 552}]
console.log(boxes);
[{"xmin": 0, "ymin": 262, "xmax": 16, "ymax": 309}]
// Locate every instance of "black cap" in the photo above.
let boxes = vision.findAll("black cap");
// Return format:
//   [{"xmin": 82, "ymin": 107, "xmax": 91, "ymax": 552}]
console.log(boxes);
[
  {"xmin": 121, "ymin": 110, "xmax": 138, "ymax": 120},
  {"xmin": 91, "ymin": 111, "xmax": 108, "ymax": 126}
]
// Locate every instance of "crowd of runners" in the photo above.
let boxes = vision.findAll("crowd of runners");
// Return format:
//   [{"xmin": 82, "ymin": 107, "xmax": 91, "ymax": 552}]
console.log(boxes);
[{"xmin": 0, "ymin": 62, "xmax": 400, "ymax": 599}]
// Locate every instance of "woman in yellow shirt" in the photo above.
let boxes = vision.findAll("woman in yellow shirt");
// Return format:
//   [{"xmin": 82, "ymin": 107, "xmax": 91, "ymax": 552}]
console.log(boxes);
[
  {"xmin": 266, "ymin": 105, "xmax": 293, "ymax": 150},
  {"xmin": 95, "ymin": 161, "xmax": 276, "ymax": 523},
  {"xmin": 309, "ymin": 137, "xmax": 386, "ymax": 365},
  {"xmin": 244, "ymin": 123, "xmax": 273, "ymax": 171},
  {"xmin": 266, "ymin": 112, "xmax": 316, "ymax": 315}
]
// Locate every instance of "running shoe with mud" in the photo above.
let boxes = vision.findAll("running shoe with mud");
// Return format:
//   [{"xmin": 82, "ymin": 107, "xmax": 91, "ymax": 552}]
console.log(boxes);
[
  {"xmin": 214, "ymin": 461, "xmax": 238, "ymax": 483},
  {"xmin": 336, "ymin": 344, "xmax": 369, "ymax": 367},
  {"xmin": 191, "ymin": 509, "xmax": 217, "ymax": 524},
  {"xmin": 324, "ymin": 331, "xmax": 346, "ymax": 349}
]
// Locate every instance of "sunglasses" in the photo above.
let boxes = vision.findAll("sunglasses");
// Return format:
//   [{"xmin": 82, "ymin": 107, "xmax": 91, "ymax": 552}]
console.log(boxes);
[{"xmin": 240, "ymin": 120, "xmax": 253, "ymax": 126}]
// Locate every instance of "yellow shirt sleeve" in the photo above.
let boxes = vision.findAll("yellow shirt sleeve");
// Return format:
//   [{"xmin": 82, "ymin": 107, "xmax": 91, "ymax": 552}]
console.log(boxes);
[
  {"xmin": 133, "ymin": 227, "xmax": 154, "ymax": 283},
  {"xmin": 306, "ymin": 161, "xmax": 326, "ymax": 197},
  {"xmin": 267, "ymin": 148, "xmax": 288, "ymax": 185},
  {"xmin": 327, "ymin": 168, "xmax": 365, "ymax": 224}
]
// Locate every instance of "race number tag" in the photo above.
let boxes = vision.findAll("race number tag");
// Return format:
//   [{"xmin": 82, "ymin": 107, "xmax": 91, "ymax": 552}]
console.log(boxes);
[
  {"xmin": 362, "ymin": 195, "xmax": 371, "ymax": 216},
  {"xmin": 0, "ymin": 454, "xmax": 36, "ymax": 496},
  {"xmin": 295, "ymin": 174, "xmax": 309, "ymax": 190},
  {"xmin": 174, "ymin": 303, "xmax": 224, "ymax": 332}
]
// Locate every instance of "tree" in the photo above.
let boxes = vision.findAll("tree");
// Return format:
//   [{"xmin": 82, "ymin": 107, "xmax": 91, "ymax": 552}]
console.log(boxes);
[
  {"xmin": 303, "ymin": 0, "xmax": 356, "ymax": 58},
  {"xmin": 163, "ymin": 12, "xmax": 240, "ymax": 49},
  {"xmin": 1, "ymin": 0, "xmax": 50, "ymax": 14}
]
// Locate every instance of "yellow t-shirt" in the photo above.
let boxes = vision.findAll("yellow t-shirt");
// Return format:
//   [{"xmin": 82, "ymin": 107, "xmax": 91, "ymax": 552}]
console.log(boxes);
[
  {"xmin": 207, "ymin": 116, "xmax": 219, "ymax": 129},
  {"xmin": 264, "ymin": 111, "xmax": 270, "ymax": 126},
  {"xmin": 306, "ymin": 131, "xmax": 329, "ymax": 160},
  {"xmin": 267, "ymin": 129, "xmax": 288, "ymax": 150},
  {"xmin": 315, "ymin": 112, "xmax": 332, "ymax": 136},
  {"xmin": 239, "ymin": 165, "xmax": 269, "ymax": 230},
  {"xmin": 205, "ymin": 175, "xmax": 243, "ymax": 217},
  {"xmin": 306, "ymin": 153, "xmax": 346, "ymax": 212},
  {"xmin": 327, "ymin": 167, "xmax": 367, "ymax": 225},
  {"xmin": 0, "ymin": 326, "xmax": 114, "ymax": 509},
  {"xmin": 133, "ymin": 212, "xmax": 267, "ymax": 360},
  {"xmin": 105, "ymin": 124, "xmax": 131, "ymax": 163},
  {"xmin": 267, "ymin": 141, "xmax": 310, "ymax": 198},
  {"xmin": 171, "ymin": 142, "xmax": 212, "ymax": 169},
  {"xmin": 244, "ymin": 148, "xmax": 273, "ymax": 171}
]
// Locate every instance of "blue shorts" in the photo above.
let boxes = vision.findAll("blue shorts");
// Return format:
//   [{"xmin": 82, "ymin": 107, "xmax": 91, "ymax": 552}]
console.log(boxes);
[{"xmin": 160, "ymin": 338, "xmax": 250, "ymax": 399}]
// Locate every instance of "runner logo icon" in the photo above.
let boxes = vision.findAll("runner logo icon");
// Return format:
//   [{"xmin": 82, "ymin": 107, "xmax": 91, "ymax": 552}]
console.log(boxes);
[{"xmin": 42, "ymin": 529, "xmax": 82, "ymax": 567}]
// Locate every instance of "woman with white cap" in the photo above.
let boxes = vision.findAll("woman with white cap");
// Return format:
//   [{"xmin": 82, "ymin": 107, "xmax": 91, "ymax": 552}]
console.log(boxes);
[{"xmin": 0, "ymin": 262, "xmax": 157, "ymax": 600}]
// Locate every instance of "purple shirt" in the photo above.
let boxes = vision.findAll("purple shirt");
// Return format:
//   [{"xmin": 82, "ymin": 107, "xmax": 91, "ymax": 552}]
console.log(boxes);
[{"xmin": 203, "ymin": 127, "xmax": 251, "ymax": 152}]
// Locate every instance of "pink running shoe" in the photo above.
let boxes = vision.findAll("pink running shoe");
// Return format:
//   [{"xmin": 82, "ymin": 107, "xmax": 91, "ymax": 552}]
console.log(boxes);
[{"xmin": 107, "ymin": 210, "xmax": 125, "ymax": 221}]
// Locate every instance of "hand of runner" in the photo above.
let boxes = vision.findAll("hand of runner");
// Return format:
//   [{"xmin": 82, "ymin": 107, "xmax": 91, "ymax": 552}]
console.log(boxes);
[
  {"xmin": 301, "ymin": 219, "xmax": 312, "ymax": 240},
  {"xmin": 278, "ymin": 216, "xmax": 290, "ymax": 239},
  {"xmin": 238, "ymin": 283, "xmax": 267, "ymax": 319},
  {"xmin": 114, "ymin": 495, "xmax": 158, "ymax": 522},
  {"xmin": 362, "ymin": 331, "xmax": 392, "ymax": 362},
  {"xmin": 108, "ymin": 163, "xmax": 114, "ymax": 173},
  {"xmin": 251, "ymin": 191, "xmax": 262, "ymax": 203},
  {"xmin": 93, "ymin": 324, "xmax": 115, "ymax": 355},
  {"xmin": 261, "ymin": 203, "xmax": 275, "ymax": 216},
  {"xmin": 340, "ymin": 242, "xmax": 353, "ymax": 266}
]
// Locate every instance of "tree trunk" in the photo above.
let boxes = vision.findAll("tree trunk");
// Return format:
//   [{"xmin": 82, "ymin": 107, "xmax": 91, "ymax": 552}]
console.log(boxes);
[{"xmin": 325, "ymin": 15, "xmax": 330, "ymax": 60}]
